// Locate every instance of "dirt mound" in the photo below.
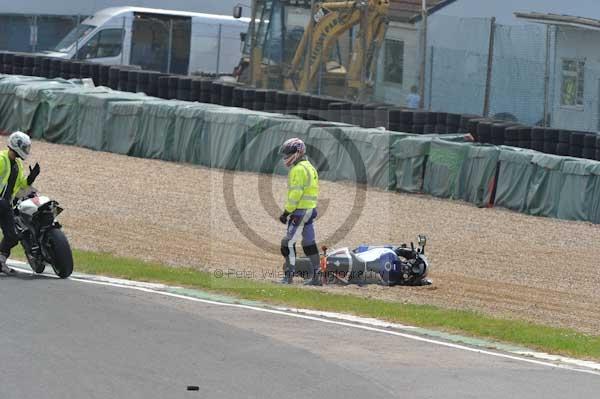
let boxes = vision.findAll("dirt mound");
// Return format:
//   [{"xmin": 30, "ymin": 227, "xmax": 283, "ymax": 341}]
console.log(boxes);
[{"xmin": 31, "ymin": 140, "xmax": 600, "ymax": 333}]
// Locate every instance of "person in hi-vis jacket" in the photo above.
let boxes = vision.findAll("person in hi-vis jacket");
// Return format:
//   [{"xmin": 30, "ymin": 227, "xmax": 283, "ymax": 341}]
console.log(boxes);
[{"xmin": 278, "ymin": 138, "xmax": 321, "ymax": 285}]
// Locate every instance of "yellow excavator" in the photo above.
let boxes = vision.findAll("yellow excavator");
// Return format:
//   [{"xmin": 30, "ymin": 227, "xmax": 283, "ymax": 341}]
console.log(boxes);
[{"xmin": 235, "ymin": 0, "xmax": 389, "ymax": 100}]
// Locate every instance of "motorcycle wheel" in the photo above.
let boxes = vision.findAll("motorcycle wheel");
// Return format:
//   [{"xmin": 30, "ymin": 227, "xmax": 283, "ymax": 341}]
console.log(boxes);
[
  {"xmin": 46, "ymin": 229, "xmax": 73, "ymax": 279},
  {"xmin": 21, "ymin": 243, "xmax": 46, "ymax": 274}
]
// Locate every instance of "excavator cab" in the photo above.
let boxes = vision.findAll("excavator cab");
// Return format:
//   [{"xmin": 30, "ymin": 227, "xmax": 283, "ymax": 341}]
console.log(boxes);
[{"xmin": 237, "ymin": 0, "xmax": 312, "ymax": 88}]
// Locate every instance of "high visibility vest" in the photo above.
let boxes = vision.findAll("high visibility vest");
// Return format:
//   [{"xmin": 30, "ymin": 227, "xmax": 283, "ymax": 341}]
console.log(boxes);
[
  {"xmin": 285, "ymin": 159, "xmax": 319, "ymax": 213},
  {"xmin": 0, "ymin": 150, "xmax": 28, "ymax": 200}
]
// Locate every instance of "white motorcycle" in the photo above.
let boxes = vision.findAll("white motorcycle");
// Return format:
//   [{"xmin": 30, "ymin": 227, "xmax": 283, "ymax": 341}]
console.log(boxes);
[{"xmin": 14, "ymin": 191, "xmax": 73, "ymax": 278}]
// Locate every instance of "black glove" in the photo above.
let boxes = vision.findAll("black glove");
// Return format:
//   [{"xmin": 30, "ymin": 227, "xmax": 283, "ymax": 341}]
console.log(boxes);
[
  {"xmin": 279, "ymin": 211, "xmax": 290, "ymax": 224},
  {"xmin": 27, "ymin": 162, "xmax": 40, "ymax": 186}
]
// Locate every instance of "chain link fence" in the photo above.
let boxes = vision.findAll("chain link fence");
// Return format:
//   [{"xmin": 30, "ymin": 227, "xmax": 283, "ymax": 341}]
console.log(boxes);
[
  {"xmin": 423, "ymin": 14, "xmax": 600, "ymax": 133},
  {"xmin": 0, "ymin": 14, "xmax": 83, "ymax": 53},
  {"xmin": 425, "ymin": 15, "xmax": 490, "ymax": 116},
  {"xmin": 488, "ymin": 22, "xmax": 547, "ymax": 126}
]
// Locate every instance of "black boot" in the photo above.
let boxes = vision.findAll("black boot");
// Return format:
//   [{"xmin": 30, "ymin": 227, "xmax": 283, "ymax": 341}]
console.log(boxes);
[
  {"xmin": 0, "ymin": 253, "xmax": 14, "ymax": 274},
  {"xmin": 279, "ymin": 262, "xmax": 294, "ymax": 284},
  {"xmin": 303, "ymin": 252, "xmax": 322, "ymax": 286},
  {"xmin": 303, "ymin": 268, "xmax": 322, "ymax": 286}
]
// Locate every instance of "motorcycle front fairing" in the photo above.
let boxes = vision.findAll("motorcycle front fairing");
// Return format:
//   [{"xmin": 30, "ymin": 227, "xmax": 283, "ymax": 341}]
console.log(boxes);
[{"xmin": 355, "ymin": 245, "xmax": 428, "ymax": 285}]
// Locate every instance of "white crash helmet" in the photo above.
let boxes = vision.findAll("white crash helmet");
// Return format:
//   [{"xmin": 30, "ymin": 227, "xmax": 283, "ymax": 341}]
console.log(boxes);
[{"xmin": 7, "ymin": 131, "xmax": 31, "ymax": 160}]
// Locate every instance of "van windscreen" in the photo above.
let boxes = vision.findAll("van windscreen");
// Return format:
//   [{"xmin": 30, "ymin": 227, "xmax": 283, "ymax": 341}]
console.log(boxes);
[{"xmin": 54, "ymin": 24, "xmax": 96, "ymax": 52}]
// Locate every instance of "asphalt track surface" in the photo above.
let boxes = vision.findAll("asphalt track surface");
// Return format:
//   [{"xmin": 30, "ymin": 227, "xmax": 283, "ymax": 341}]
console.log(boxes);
[{"xmin": 1, "ymin": 271, "xmax": 599, "ymax": 399}]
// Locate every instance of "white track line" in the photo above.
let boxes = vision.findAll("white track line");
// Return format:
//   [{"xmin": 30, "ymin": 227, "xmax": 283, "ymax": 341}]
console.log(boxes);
[
  {"xmin": 9, "ymin": 263, "xmax": 600, "ymax": 377},
  {"xmin": 70, "ymin": 277, "xmax": 600, "ymax": 376}
]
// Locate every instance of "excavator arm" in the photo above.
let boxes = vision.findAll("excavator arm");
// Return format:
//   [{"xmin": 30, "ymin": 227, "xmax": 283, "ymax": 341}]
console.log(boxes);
[
  {"xmin": 346, "ymin": 1, "xmax": 388, "ymax": 92},
  {"xmin": 287, "ymin": 0, "xmax": 389, "ymax": 94},
  {"xmin": 288, "ymin": 1, "xmax": 361, "ymax": 91}
]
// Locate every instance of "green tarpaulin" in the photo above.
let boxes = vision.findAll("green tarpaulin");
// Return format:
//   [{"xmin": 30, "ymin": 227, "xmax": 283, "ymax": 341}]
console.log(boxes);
[
  {"xmin": 105, "ymin": 101, "xmax": 147, "ymax": 155},
  {"xmin": 239, "ymin": 118, "xmax": 312, "ymax": 174},
  {"xmin": 494, "ymin": 148, "xmax": 537, "ymax": 212},
  {"xmin": 423, "ymin": 139, "xmax": 470, "ymax": 199},
  {"xmin": 457, "ymin": 144, "xmax": 500, "ymax": 207},
  {"xmin": 585, "ymin": 163, "xmax": 600, "ymax": 224},
  {"xmin": 44, "ymin": 86, "xmax": 112, "ymax": 145},
  {"xmin": 200, "ymin": 108, "xmax": 296, "ymax": 170},
  {"xmin": 0, "ymin": 75, "xmax": 47, "ymax": 133},
  {"xmin": 556, "ymin": 159, "xmax": 594, "ymax": 221},
  {"xmin": 304, "ymin": 123, "xmax": 350, "ymax": 181},
  {"xmin": 13, "ymin": 80, "xmax": 80, "ymax": 139},
  {"xmin": 326, "ymin": 127, "xmax": 410, "ymax": 189},
  {"xmin": 526, "ymin": 153, "xmax": 571, "ymax": 218},
  {"xmin": 76, "ymin": 91, "xmax": 150, "ymax": 151},
  {"xmin": 8, "ymin": 75, "xmax": 600, "ymax": 225},
  {"xmin": 135, "ymin": 100, "xmax": 192, "ymax": 160},
  {"xmin": 171, "ymin": 105, "xmax": 211, "ymax": 163},
  {"xmin": 392, "ymin": 134, "xmax": 470, "ymax": 194},
  {"xmin": 392, "ymin": 135, "xmax": 432, "ymax": 193}
]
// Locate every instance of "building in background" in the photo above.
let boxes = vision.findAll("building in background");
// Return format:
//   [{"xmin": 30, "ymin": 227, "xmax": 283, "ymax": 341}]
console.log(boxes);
[
  {"xmin": 0, "ymin": 0, "xmax": 239, "ymax": 52},
  {"xmin": 423, "ymin": 0, "xmax": 600, "ymax": 25},
  {"xmin": 420, "ymin": 0, "xmax": 551, "ymax": 125},
  {"xmin": 375, "ymin": 0, "xmax": 445, "ymax": 107},
  {"xmin": 408, "ymin": 0, "xmax": 600, "ymax": 132},
  {"xmin": 516, "ymin": 12, "xmax": 600, "ymax": 132}
]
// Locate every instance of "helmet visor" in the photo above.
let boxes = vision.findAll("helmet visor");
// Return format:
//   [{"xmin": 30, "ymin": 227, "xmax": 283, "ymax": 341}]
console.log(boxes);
[
  {"xmin": 279, "ymin": 146, "xmax": 296, "ymax": 157},
  {"xmin": 21, "ymin": 142, "xmax": 31, "ymax": 156}
]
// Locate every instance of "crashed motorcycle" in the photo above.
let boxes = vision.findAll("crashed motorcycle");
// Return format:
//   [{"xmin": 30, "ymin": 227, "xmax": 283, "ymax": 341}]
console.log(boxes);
[
  {"xmin": 13, "ymin": 191, "xmax": 73, "ymax": 278},
  {"xmin": 296, "ymin": 235, "xmax": 431, "ymax": 286}
]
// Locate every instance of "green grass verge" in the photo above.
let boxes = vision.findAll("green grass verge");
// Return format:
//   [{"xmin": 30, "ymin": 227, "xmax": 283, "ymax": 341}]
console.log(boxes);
[{"xmin": 14, "ymin": 247, "xmax": 600, "ymax": 360}]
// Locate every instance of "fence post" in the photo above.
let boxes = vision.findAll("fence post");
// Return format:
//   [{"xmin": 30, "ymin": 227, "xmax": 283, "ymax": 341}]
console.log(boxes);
[
  {"xmin": 359, "ymin": 1, "xmax": 368, "ymax": 100},
  {"xmin": 483, "ymin": 17, "xmax": 496, "ymax": 117},
  {"xmin": 120, "ymin": 16, "xmax": 126, "ymax": 65},
  {"xmin": 30, "ymin": 15, "xmax": 38, "ymax": 53},
  {"xmin": 543, "ymin": 24, "xmax": 551, "ymax": 127},
  {"xmin": 348, "ymin": 26, "xmax": 354, "ymax": 67},
  {"xmin": 167, "ymin": 19, "xmax": 173, "ymax": 74},
  {"xmin": 418, "ymin": 0, "xmax": 428, "ymax": 109},
  {"xmin": 216, "ymin": 24, "xmax": 222, "ymax": 75},
  {"xmin": 317, "ymin": 63, "xmax": 323, "ymax": 95},
  {"xmin": 428, "ymin": 46, "xmax": 434, "ymax": 110},
  {"xmin": 304, "ymin": 0, "xmax": 315, "ymax": 92},
  {"xmin": 249, "ymin": 0, "xmax": 257, "ymax": 85},
  {"xmin": 551, "ymin": 26, "xmax": 558, "ymax": 124},
  {"xmin": 75, "ymin": 15, "xmax": 81, "ymax": 59}
]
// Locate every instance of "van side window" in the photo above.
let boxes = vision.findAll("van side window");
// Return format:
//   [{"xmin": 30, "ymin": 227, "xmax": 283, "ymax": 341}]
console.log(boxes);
[{"xmin": 77, "ymin": 29, "xmax": 123, "ymax": 59}]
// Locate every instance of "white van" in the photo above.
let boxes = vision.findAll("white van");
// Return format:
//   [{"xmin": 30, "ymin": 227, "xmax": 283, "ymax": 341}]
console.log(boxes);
[{"xmin": 42, "ymin": 7, "xmax": 249, "ymax": 75}]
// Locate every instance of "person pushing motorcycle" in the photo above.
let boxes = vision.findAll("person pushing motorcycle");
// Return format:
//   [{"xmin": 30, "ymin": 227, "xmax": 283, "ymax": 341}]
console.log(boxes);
[
  {"xmin": 278, "ymin": 138, "xmax": 321, "ymax": 285},
  {"xmin": 0, "ymin": 132, "xmax": 40, "ymax": 274}
]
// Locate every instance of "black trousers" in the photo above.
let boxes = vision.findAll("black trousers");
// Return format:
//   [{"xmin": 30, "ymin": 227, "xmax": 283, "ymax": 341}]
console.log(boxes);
[{"xmin": 0, "ymin": 199, "xmax": 18, "ymax": 257}]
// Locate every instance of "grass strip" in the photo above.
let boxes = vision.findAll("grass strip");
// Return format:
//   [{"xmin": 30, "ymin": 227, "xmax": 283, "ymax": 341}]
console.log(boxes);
[{"xmin": 16, "ymin": 247, "xmax": 600, "ymax": 360}]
